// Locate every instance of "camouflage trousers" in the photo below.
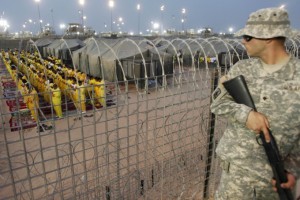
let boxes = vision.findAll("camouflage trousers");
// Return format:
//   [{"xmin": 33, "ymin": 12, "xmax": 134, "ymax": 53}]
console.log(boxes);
[{"xmin": 215, "ymin": 160, "xmax": 279, "ymax": 200}]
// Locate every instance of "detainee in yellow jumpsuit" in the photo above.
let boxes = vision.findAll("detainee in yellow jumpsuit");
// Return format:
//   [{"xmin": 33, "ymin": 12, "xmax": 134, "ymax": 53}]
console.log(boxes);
[
  {"xmin": 87, "ymin": 76, "xmax": 96, "ymax": 106},
  {"xmin": 24, "ymin": 87, "xmax": 39, "ymax": 122},
  {"xmin": 50, "ymin": 83, "xmax": 63, "ymax": 118},
  {"xmin": 77, "ymin": 80, "xmax": 86, "ymax": 113},
  {"xmin": 70, "ymin": 79, "xmax": 79, "ymax": 111},
  {"xmin": 94, "ymin": 77, "xmax": 106, "ymax": 107}
]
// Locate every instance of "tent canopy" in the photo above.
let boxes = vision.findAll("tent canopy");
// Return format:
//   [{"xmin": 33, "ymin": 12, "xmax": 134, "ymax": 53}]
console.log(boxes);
[
  {"xmin": 44, "ymin": 38, "xmax": 85, "ymax": 58},
  {"xmin": 72, "ymin": 37, "xmax": 173, "ymax": 81}
]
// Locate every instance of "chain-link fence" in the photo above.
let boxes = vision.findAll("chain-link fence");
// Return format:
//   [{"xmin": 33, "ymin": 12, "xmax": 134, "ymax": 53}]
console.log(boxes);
[
  {"xmin": 0, "ymin": 52, "xmax": 228, "ymax": 200},
  {"xmin": 2, "ymin": 35, "xmax": 298, "ymax": 200}
]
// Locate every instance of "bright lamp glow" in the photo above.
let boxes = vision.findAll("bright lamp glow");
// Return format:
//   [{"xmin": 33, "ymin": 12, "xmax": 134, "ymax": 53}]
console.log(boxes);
[
  {"xmin": 109, "ymin": 0, "xmax": 114, "ymax": 8},
  {"xmin": 79, "ymin": 0, "xmax": 84, "ymax": 6}
]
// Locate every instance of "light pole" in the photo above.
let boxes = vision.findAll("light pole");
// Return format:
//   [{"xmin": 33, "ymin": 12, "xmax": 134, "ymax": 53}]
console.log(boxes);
[
  {"xmin": 27, "ymin": 19, "xmax": 34, "ymax": 34},
  {"xmin": 181, "ymin": 8, "xmax": 186, "ymax": 32},
  {"xmin": 34, "ymin": 0, "xmax": 43, "ymax": 34},
  {"xmin": 28, "ymin": 19, "xmax": 32, "ymax": 31},
  {"xmin": 79, "ymin": 0, "xmax": 84, "ymax": 28},
  {"xmin": 137, "ymin": 4, "xmax": 140, "ymax": 35},
  {"xmin": 160, "ymin": 5, "xmax": 164, "ymax": 35},
  {"xmin": 171, "ymin": 15, "xmax": 175, "ymax": 30},
  {"xmin": 22, "ymin": 23, "xmax": 26, "ymax": 37},
  {"xmin": 50, "ymin": 9, "xmax": 55, "ymax": 32},
  {"xmin": 108, "ymin": 0, "xmax": 114, "ymax": 32},
  {"xmin": 117, "ymin": 17, "xmax": 123, "ymax": 32}
]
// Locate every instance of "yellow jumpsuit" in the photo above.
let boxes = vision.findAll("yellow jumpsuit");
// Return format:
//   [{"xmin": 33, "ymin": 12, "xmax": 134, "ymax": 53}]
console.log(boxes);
[
  {"xmin": 72, "ymin": 83, "xmax": 86, "ymax": 113},
  {"xmin": 94, "ymin": 79, "xmax": 106, "ymax": 107},
  {"xmin": 51, "ymin": 87, "xmax": 63, "ymax": 118},
  {"xmin": 44, "ymin": 82, "xmax": 53, "ymax": 104},
  {"xmin": 78, "ymin": 84, "xmax": 86, "ymax": 113},
  {"xmin": 87, "ymin": 78, "xmax": 95, "ymax": 104},
  {"xmin": 67, "ymin": 79, "xmax": 75, "ymax": 101},
  {"xmin": 24, "ymin": 89, "xmax": 39, "ymax": 122}
]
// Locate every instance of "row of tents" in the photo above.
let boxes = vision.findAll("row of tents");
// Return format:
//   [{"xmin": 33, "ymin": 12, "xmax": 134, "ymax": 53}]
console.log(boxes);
[{"xmin": 32, "ymin": 36, "xmax": 300, "ymax": 82}]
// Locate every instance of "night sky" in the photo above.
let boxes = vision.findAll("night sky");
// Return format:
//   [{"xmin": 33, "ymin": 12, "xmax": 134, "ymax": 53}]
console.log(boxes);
[{"xmin": 2, "ymin": 0, "xmax": 300, "ymax": 35}]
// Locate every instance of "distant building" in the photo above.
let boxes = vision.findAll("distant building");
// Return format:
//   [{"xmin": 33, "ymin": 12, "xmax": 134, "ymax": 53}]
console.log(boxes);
[
  {"xmin": 41, "ymin": 24, "xmax": 56, "ymax": 36},
  {"xmin": 64, "ymin": 23, "xmax": 95, "ymax": 37},
  {"xmin": 186, "ymin": 29, "xmax": 196, "ymax": 35},
  {"xmin": 65, "ymin": 23, "xmax": 84, "ymax": 36},
  {"xmin": 200, "ymin": 27, "xmax": 214, "ymax": 37},
  {"xmin": 84, "ymin": 27, "xmax": 96, "ymax": 36}
]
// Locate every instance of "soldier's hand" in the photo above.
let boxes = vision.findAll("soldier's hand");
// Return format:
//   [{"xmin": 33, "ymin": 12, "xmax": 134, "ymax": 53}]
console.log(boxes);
[
  {"xmin": 271, "ymin": 172, "xmax": 296, "ymax": 191},
  {"xmin": 246, "ymin": 111, "xmax": 270, "ymax": 142},
  {"xmin": 219, "ymin": 75, "xmax": 228, "ymax": 84}
]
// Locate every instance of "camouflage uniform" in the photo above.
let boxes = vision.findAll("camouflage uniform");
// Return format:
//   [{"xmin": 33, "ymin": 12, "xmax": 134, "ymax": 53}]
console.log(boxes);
[
  {"xmin": 211, "ymin": 7, "xmax": 300, "ymax": 200},
  {"xmin": 212, "ymin": 57, "xmax": 300, "ymax": 199}
]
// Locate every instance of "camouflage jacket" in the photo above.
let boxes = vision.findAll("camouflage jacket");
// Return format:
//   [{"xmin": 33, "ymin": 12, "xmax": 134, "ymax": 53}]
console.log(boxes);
[{"xmin": 211, "ymin": 56, "xmax": 300, "ymax": 179}]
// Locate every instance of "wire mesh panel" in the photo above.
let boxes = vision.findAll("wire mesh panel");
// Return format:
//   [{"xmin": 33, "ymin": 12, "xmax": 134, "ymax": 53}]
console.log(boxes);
[{"xmin": 0, "ymin": 52, "xmax": 226, "ymax": 200}]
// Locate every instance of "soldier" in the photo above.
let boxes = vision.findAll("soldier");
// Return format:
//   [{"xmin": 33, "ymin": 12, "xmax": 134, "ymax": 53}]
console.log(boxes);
[{"xmin": 211, "ymin": 8, "xmax": 300, "ymax": 199}]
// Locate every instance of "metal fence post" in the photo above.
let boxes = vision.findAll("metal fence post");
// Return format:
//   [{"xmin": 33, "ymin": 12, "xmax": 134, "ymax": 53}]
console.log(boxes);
[{"xmin": 203, "ymin": 68, "xmax": 218, "ymax": 199}]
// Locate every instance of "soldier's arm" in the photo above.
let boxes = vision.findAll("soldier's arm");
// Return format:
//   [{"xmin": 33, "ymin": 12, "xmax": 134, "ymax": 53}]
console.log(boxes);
[
  {"xmin": 284, "ymin": 135, "xmax": 300, "ymax": 179},
  {"xmin": 210, "ymin": 65, "xmax": 253, "ymax": 125}
]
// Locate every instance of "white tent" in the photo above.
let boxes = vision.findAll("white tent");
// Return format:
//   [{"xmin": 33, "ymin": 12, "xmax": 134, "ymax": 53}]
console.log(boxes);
[
  {"xmin": 72, "ymin": 37, "xmax": 173, "ymax": 81},
  {"xmin": 35, "ymin": 38, "xmax": 55, "ymax": 47},
  {"xmin": 44, "ymin": 38, "xmax": 85, "ymax": 59},
  {"xmin": 33, "ymin": 38, "xmax": 55, "ymax": 57},
  {"xmin": 155, "ymin": 37, "xmax": 241, "ymax": 57}
]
